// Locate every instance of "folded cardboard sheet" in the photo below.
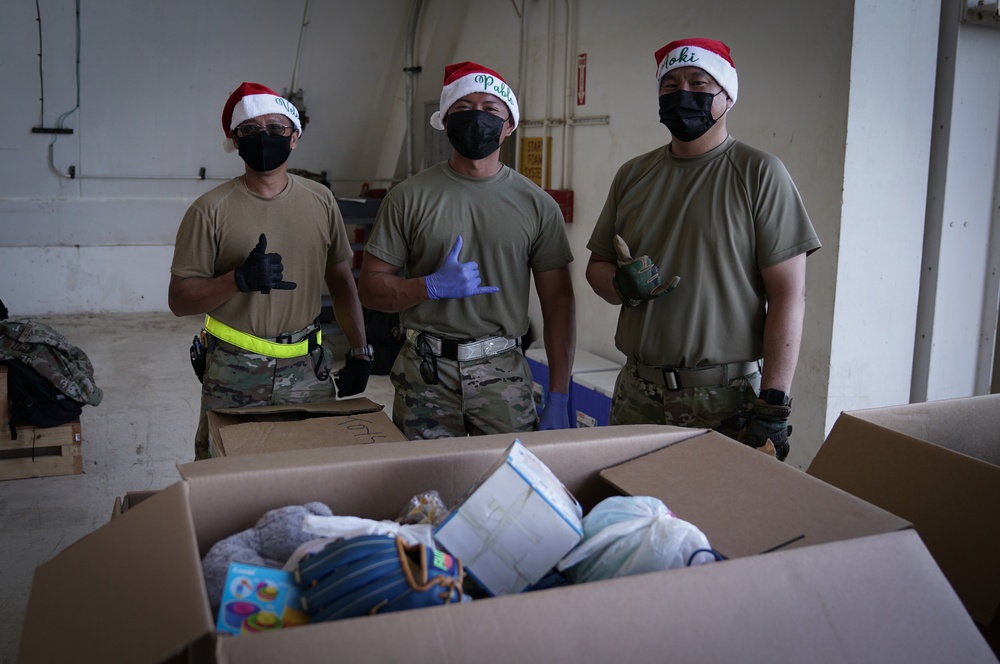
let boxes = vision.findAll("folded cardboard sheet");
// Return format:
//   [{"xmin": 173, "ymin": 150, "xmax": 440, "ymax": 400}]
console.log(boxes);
[{"xmin": 207, "ymin": 398, "xmax": 406, "ymax": 457}]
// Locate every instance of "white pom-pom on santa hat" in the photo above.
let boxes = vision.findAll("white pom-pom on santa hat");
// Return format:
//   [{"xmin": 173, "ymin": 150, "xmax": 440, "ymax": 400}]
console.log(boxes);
[
  {"xmin": 654, "ymin": 38, "xmax": 738, "ymax": 105},
  {"xmin": 429, "ymin": 61, "xmax": 519, "ymax": 131},
  {"xmin": 221, "ymin": 82, "xmax": 303, "ymax": 152}
]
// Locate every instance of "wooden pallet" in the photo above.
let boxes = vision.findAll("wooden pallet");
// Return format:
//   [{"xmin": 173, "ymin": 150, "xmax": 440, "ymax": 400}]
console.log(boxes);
[
  {"xmin": 0, "ymin": 365, "xmax": 85, "ymax": 480},
  {"xmin": 0, "ymin": 420, "xmax": 83, "ymax": 481}
]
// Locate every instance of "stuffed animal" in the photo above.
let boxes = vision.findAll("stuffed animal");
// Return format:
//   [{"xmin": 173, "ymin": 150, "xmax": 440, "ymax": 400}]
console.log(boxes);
[{"xmin": 202, "ymin": 502, "xmax": 333, "ymax": 610}]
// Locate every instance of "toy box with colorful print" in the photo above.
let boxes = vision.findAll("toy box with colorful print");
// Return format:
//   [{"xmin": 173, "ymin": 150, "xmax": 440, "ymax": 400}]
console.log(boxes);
[{"xmin": 216, "ymin": 562, "xmax": 309, "ymax": 635}]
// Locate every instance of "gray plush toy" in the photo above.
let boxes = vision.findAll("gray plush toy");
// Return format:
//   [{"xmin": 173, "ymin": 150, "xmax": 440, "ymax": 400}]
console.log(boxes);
[{"xmin": 202, "ymin": 501, "xmax": 334, "ymax": 611}]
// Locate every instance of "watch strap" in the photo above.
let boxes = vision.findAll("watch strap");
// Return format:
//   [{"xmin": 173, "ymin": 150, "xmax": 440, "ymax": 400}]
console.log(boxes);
[{"xmin": 348, "ymin": 344, "xmax": 374, "ymax": 358}]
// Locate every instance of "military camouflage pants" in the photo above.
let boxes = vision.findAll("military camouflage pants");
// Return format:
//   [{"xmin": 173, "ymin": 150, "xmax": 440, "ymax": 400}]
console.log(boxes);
[
  {"xmin": 609, "ymin": 360, "xmax": 761, "ymax": 439},
  {"xmin": 390, "ymin": 341, "xmax": 538, "ymax": 440},
  {"xmin": 194, "ymin": 338, "xmax": 334, "ymax": 460}
]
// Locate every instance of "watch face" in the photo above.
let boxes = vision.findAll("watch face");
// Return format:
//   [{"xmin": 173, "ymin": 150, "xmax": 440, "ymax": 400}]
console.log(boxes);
[{"xmin": 761, "ymin": 389, "xmax": 788, "ymax": 406}]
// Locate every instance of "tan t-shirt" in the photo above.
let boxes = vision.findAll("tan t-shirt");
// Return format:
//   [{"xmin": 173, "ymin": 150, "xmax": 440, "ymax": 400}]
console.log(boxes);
[
  {"xmin": 171, "ymin": 174, "xmax": 353, "ymax": 338},
  {"xmin": 588, "ymin": 136, "xmax": 821, "ymax": 367},
  {"xmin": 365, "ymin": 162, "xmax": 573, "ymax": 339}
]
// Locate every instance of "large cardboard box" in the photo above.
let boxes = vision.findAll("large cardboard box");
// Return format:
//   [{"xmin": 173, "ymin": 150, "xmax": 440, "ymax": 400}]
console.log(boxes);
[
  {"xmin": 19, "ymin": 426, "xmax": 997, "ymax": 664},
  {"xmin": 0, "ymin": 365, "xmax": 83, "ymax": 481},
  {"xmin": 207, "ymin": 398, "xmax": 406, "ymax": 457},
  {"xmin": 807, "ymin": 394, "xmax": 1000, "ymax": 647}
]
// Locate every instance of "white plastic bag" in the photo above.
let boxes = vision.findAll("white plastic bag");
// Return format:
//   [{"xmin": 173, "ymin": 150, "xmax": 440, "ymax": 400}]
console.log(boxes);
[
  {"xmin": 281, "ymin": 515, "xmax": 435, "ymax": 570},
  {"xmin": 557, "ymin": 496, "xmax": 715, "ymax": 583}
]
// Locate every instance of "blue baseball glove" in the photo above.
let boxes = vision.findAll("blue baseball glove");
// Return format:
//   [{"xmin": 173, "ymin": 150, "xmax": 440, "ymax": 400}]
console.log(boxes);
[{"xmin": 294, "ymin": 534, "xmax": 465, "ymax": 622}]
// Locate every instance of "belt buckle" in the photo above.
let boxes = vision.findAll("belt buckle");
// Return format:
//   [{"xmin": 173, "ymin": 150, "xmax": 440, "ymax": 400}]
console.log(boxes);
[
  {"xmin": 275, "ymin": 332, "xmax": 293, "ymax": 344},
  {"xmin": 662, "ymin": 367, "xmax": 681, "ymax": 390},
  {"xmin": 481, "ymin": 337, "xmax": 508, "ymax": 357}
]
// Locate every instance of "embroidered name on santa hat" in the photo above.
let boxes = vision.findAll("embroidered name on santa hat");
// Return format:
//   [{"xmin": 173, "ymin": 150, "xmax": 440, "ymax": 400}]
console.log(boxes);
[
  {"xmin": 429, "ymin": 61, "xmax": 520, "ymax": 131},
  {"xmin": 654, "ymin": 38, "xmax": 738, "ymax": 105},
  {"xmin": 221, "ymin": 82, "xmax": 303, "ymax": 151}
]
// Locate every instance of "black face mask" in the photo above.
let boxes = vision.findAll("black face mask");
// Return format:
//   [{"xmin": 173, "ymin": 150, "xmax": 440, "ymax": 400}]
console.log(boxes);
[
  {"xmin": 658, "ymin": 90, "xmax": 725, "ymax": 142},
  {"xmin": 445, "ymin": 110, "xmax": 507, "ymax": 160},
  {"xmin": 237, "ymin": 132, "xmax": 293, "ymax": 173}
]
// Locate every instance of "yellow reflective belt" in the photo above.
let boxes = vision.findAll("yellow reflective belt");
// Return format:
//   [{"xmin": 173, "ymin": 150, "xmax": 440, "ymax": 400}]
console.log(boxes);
[{"xmin": 204, "ymin": 315, "xmax": 318, "ymax": 358}]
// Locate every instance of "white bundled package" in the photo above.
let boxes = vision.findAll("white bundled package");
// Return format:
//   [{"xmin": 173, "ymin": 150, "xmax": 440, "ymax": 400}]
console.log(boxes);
[{"xmin": 434, "ymin": 439, "xmax": 584, "ymax": 595}]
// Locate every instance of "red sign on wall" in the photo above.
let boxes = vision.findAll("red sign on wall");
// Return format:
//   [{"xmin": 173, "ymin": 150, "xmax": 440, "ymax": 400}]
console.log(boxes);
[{"xmin": 577, "ymin": 53, "xmax": 587, "ymax": 106}]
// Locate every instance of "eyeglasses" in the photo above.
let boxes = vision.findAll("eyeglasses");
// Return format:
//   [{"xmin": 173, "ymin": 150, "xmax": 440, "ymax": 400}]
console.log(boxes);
[{"xmin": 234, "ymin": 123, "xmax": 294, "ymax": 138}]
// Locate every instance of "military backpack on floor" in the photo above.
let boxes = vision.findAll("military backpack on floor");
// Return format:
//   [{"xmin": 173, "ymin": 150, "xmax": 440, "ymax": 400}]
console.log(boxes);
[{"xmin": 0, "ymin": 301, "xmax": 103, "ymax": 436}]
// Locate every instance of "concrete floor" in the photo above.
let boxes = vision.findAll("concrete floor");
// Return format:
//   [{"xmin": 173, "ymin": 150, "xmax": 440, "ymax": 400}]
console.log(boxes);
[{"xmin": 0, "ymin": 312, "xmax": 395, "ymax": 663}]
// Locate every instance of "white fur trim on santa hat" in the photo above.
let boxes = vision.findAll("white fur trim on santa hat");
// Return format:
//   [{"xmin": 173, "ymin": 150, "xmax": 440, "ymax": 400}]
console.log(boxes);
[
  {"xmin": 222, "ymin": 82, "xmax": 303, "ymax": 152},
  {"xmin": 429, "ymin": 62, "xmax": 519, "ymax": 131},
  {"xmin": 655, "ymin": 39, "xmax": 738, "ymax": 105}
]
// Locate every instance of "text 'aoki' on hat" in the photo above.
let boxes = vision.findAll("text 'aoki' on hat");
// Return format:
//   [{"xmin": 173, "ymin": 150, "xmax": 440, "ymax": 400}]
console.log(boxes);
[
  {"xmin": 654, "ymin": 38, "xmax": 738, "ymax": 104},
  {"xmin": 429, "ymin": 61, "xmax": 520, "ymax": 131},
  {"xmin": 221, "ymin": 82, "xmax": 303, "ymax": 151}
]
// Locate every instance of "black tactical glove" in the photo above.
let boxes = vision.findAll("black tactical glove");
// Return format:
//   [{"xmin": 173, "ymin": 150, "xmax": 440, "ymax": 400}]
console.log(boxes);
[
  {"xmin": 334, "ymin": 356, "xmax": 371, "ymax": 398},
  {"xmin": 738, "ymin": 402, "xmax": 792, "ymax": 461},
  {"xmin": 612, "ymin": 235, "xmax": 680, "ymax": 307},
  {"xmin": 234, "ymin": 233, "xmax": 297, "ymax": 294}
]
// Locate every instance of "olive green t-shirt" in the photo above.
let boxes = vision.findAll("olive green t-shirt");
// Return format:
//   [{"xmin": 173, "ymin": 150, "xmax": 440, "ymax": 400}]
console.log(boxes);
[
  {"xmin": 365, "ymin": 162, "xmax": 573, "ymax": 339},
  {"xmin": 170, "ymin": 174, "xmax": 353, "ymax": 338},
  {"xmin": 587, "ymin": 136, "xmax": 821, "ymax": 367}
]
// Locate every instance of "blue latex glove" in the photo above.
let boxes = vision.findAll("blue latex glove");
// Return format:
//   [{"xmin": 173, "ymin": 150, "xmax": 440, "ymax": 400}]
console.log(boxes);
[
  {"xmin": 425, "ymin": 235, "xmax": 500, "ymax": 300},
  {"xmin": 538, "ymin": 391, "xmax": 570, "ymax": 430}
]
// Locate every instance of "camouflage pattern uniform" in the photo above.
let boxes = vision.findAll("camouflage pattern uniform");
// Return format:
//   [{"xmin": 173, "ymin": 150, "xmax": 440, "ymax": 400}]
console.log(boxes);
[
  {"xmin": 0, "ymin": 318, "xmax": 103, "ymax": 407},
  {"xmin": 609, "ymin": 360, "xmax": 761, "ymax": 440},
  {"xmin": 390, "ymin": 341, "xmax": 537, "ymax": 439},
  {"xmin": 194, "ymin": 338, "xmax": 333, "ymax": 459}
]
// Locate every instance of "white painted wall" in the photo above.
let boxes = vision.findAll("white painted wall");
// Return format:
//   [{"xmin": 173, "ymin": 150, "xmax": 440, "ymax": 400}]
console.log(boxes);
[
  {"xmin": 2, "ymin": 0, "xmax": 997, "ymax": 467},
  {"xmin": 826, "ymin": 0, "xmax": 942, "ymax": 432}
]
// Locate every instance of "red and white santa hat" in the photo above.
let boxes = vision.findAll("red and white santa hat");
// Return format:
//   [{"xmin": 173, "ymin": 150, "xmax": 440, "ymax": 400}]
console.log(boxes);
[
  {"xmin": 654, "ymin": 38, "xmax": 738, "ymax": 105},
  {"xmin": 429, "ymin": 61, "xmax": 519, "ymax": 131},
  {"xmin": 221, "ymin": 82, "xmax": 302, "ymax": 151}
]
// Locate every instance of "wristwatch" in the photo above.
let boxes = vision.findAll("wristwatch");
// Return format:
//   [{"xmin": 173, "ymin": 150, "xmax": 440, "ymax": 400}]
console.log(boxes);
[
  {"xmin": 348, "ymin": 344, "xmax": 374, "ymax": 359},
  {"xmin": 758, "ymin": 388, "xmax": 790, "ymax": 406}
]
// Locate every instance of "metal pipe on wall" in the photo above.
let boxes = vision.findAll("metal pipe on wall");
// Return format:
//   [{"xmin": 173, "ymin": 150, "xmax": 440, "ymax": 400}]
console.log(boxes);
[
  {"xmin": 560, "ymin": 0, "xmax": 574, "ymax": 190},
  {"xmin": 404, "ymin": 0, "xmax": 425, "ymax": 179}
]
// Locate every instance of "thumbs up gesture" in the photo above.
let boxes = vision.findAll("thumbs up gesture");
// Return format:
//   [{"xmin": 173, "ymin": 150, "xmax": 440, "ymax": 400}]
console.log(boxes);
[{"xmin": 612, "ymin": 234, "xmax": 679, "ymax": 308}]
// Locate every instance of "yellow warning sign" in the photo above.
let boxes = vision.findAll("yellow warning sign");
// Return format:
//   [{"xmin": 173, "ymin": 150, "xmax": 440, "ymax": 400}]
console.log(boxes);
[{"xmin": 518, "ymin": 137, "xmax": 552, "ymax": 189}]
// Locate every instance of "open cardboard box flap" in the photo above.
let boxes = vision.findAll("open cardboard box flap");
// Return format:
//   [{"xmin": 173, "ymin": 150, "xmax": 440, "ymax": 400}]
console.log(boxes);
[
  {"xmin": 20, "ymin": 481, "xmax": 213, "ymax": 664},
  {"xmin": 807, "ymin": 394, "xmax": 1000, "ymax": 628},
  {"xmin": 19, "ymin": 425, "xmax": 995, "ymax": 663},
  {"xmin": 600, "ymin": 430, "xmax": 911, "ymax": 558}
]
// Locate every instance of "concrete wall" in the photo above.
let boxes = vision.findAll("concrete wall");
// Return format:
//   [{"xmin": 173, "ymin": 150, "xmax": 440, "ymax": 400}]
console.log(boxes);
[{"xmin": 2, "ymin": 0, "xmax": 997, "ymax": 467}]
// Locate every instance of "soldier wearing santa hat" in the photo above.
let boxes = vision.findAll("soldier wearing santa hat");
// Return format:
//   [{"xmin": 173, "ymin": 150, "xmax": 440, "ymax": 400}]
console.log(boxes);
[
  {"xmin": 169, "ymin": 82, "xmax": 370, "ymax": 460},
  {"xmin": 586, "ymin": 38, "xmax": 822, "ymax": 462},
  {"xmin": 359, "ymin": 61, "xmax": 576, "ymax": 440}
]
